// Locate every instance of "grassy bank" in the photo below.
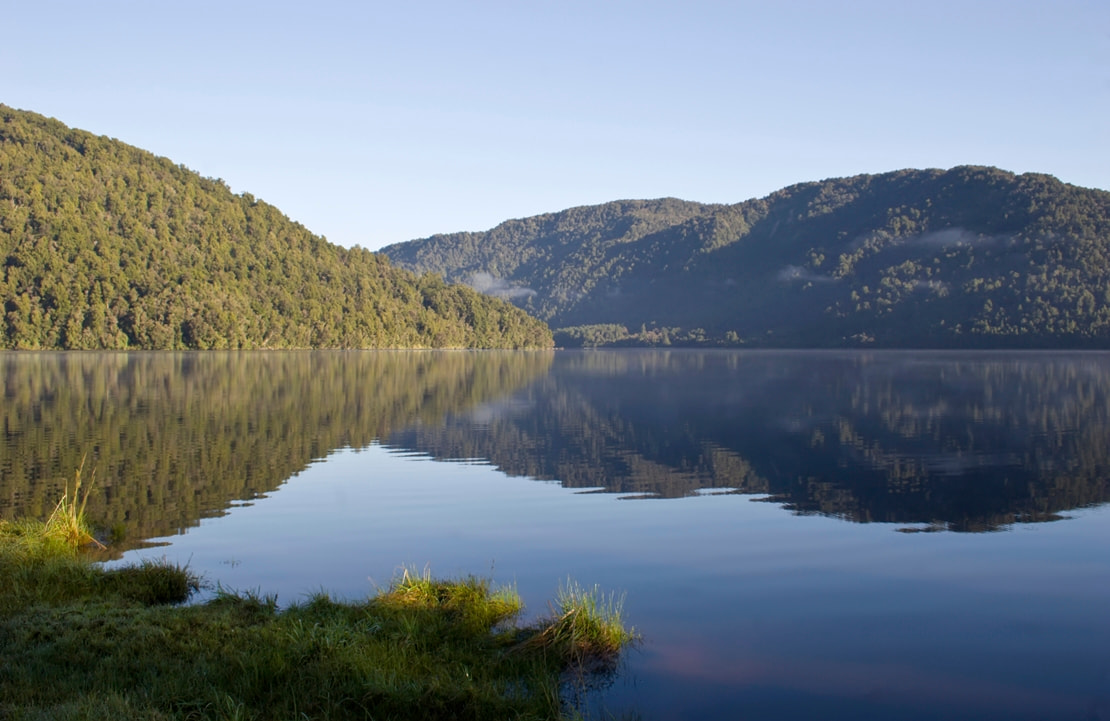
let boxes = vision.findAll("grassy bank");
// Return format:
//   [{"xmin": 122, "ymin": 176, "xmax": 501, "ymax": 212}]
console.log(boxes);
[{"xmin": 0, "ymin": 507, "xmax": 636, "ymax": 720}]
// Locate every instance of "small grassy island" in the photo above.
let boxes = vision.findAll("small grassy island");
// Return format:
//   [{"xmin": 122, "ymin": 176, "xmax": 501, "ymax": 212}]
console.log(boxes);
[{"xmin": 0, "ymin": 493, "xmax": 636, "ymax": 720}]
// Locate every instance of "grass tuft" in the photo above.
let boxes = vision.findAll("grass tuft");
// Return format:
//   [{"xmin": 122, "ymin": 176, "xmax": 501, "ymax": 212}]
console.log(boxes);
[
  {"xmin": 44, "ymin": 455, "xmax": 103, "ymax": 551},
  {"xmin": 519, "ymin": 579, "xmax": 639, "ymax": 674},
  {"xmin": 0, "ymin": 459, "xmax": 100, "ymax": 562},
  {"xmin": 376, "ymin": 565, "xmax": 526, "ymax": 642},
  {"xmin": 101, "ymin": 559, "xmax": 202, "ymax": 605}
]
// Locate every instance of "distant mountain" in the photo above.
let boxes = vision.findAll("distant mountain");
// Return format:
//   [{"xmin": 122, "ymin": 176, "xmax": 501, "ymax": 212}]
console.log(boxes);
[
  {"xmin": 380, "ymin": 167, "xmax": 1110, "ymax": 348},
  {"xmin": 0, "ymin": 106, "xmax": 552, "ymax": 349}
]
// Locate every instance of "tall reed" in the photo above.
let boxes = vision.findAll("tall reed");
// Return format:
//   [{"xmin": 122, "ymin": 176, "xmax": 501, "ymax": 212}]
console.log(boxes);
[{"xmin": 44, "ymin": 454, "xmax": 104, "ymax": 550}]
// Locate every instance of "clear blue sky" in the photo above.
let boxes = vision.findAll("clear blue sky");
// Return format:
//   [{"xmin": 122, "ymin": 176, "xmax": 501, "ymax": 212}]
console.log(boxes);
[{"xmin": 4, "ymin": 1, "xmax": 1107, "ymax": 250}]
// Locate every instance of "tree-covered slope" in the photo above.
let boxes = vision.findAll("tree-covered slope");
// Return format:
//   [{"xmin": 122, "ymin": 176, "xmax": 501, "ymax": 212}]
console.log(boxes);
[
  {"xmin": 381, "ymin": 167, "xmax": 1110, "ymax": 348},
  {"xmin": 0, "ymin": 106, "xmax": 552, "ymax": 349}
]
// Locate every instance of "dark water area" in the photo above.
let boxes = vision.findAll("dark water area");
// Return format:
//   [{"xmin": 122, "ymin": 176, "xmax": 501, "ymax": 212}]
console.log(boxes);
[
  {"xmin": 388, "ymin": 350, "xmax": 1110, "ymax": 530},
  {"xmin": 2, "ymin": 350, "xmax": 1110, "ymax": 719}
]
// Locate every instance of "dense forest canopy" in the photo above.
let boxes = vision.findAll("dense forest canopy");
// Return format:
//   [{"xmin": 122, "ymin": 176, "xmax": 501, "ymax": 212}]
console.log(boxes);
[
  {"xmin": 0, "ymin": 106, "xmax": 552, "ymax": 349},
  {"xmin": 381, "ymin": 168, "xmax": 1110, "ymax": 348}
]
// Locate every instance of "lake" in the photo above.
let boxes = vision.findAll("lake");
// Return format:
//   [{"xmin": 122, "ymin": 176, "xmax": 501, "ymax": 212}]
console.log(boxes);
[{"xmin": 2, "ymin": 350, "xmax": 1109, "ymax": 720}]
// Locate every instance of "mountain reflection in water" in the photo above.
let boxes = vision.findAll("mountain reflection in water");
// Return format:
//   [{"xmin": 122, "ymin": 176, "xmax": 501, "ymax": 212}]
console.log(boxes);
[
  {"xmin": 388, "ymin": 350, "xmax": 1110, "ymax": 531},
  {"xmin": 4, "ymin": 350, "xmax": 1110, "ymax": 720},
  {"xmin": 0, "ymin": 351, "xmax": 552, "ymax": 551},
  {"xmin": 3, "ymin": 350, "xmax": 1110, "ymax": 543}
]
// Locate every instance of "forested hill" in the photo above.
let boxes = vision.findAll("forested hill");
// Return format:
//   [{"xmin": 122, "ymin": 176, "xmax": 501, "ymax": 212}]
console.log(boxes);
[
  {"xmin": 380, "ymin": 168, "xmax": 1110, "ymax": 348},
  {"xmin": 0, "ymin": 106, "xmax": 552, "ymax": 349}
]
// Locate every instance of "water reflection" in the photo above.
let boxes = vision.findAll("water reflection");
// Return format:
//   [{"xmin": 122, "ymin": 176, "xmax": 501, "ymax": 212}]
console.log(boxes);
[
  {"xmin": 28, "ymin": 349, "xmax": 1101, "ymax": 721},
  {"xmin": 0, "ymin": 351, "xmax": 552, "ymax": 549},
  {"xmin": 2, "ymin": 350, "xmax": 1109, "ymax": 545},
  {"xmin": 387, "ymin": 350, "xmax": 1110, "ymax": 531}
]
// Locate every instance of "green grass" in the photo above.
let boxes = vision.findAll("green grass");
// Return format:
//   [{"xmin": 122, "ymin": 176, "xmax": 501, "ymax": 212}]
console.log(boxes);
[
  {"xmin": 0, "ymin": 457, "xmax": 101, "ymax": 562},
  {"xmin": 45, "ymin": 453, "xmax": 103, "ymax": 550},
  {"xmin": 519, "ymin": 579, "xmax": 639, "ymax": 675},
  {"xmin": 0, "ymin": 524, "xmax": 637, "ymax": 720}
]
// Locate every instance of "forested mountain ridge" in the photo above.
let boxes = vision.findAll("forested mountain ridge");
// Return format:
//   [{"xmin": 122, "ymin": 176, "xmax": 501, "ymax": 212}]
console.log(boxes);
[
  {"xmin": 0, "ymin": 106, "xmax": 552, "ymax": 349},
  {"xmin": 381, "ymin": 167, "xmax": 1110, "ymax": 348}
]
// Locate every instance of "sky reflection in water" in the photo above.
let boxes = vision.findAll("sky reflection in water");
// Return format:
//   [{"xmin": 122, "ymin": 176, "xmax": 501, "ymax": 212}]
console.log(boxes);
[
  {"xmin": 115, "ymin": 447, "xmax": 1110, "ymax": 721},
  {"xmin": 5, "ymin": 349, "xmax": 1108, "ymax": 720}
]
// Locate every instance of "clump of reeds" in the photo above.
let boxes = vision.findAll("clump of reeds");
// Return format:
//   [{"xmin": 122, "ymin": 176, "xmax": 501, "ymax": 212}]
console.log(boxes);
[
  {"xmin": 0, "ymin": 467, "xmax": 198, "ymax": 612},
  {"xmin": 519, "ymin": 579, "xmax": 639, "ymax": 673},
  {"xmin": 0, "ymin": 458, "xmax": 102, "ymax": 562},
  {"xmin": 44, "ymin": 454, "xmax": 103, "ymax": 550}
]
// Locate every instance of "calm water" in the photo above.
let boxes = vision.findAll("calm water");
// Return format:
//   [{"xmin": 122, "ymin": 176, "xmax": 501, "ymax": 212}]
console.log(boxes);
[{"xmin": 3, "ymin": 350, "xmax": 1110, "ymax": 720}]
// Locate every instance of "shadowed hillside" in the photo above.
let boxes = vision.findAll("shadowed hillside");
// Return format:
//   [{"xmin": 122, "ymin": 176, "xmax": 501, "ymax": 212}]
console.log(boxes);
[{"xmin": 381, "ymin": 168, "xmax": 1110, "ymax": 348}]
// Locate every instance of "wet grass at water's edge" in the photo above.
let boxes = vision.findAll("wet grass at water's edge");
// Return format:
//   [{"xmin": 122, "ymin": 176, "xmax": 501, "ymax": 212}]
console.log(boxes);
[{"xmin": 0, "ymin": 512, "xmax": 637, "ymax": 720}]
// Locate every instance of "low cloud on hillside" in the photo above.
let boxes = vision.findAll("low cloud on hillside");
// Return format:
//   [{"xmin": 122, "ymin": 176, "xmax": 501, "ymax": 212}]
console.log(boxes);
[{"xmin": 466, "ymin": 272, "xmax": 537, "ymax": 300}]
